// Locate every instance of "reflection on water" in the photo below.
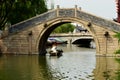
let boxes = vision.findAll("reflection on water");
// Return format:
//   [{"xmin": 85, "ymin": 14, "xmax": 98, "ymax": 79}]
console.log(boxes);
[
  {"xmin": 94, "ymin": 57, "xmax": 120, "ymax": 80},
  {"xmin": 0, "ymin": 44, "xmax": 120, "ymax": 80}
]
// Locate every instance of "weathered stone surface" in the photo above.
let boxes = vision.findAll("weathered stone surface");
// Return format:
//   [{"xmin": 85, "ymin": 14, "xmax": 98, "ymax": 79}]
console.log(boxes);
[
  {"xmin": 1, "ymin": 7, "xmax": 120, "ymax": 55},
  {"xmin": 77, "ymin": 10, "xmax": 120, "ymax": 32},
  {"xmin": 59, "ymin": 9, "xmax": 75, "ymax": 17}
]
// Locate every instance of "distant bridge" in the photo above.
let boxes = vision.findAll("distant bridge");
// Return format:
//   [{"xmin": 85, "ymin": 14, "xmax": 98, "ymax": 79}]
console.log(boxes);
[{"xmin": 50, "ymin": 33, "xmax": 94, "ymax": 47}]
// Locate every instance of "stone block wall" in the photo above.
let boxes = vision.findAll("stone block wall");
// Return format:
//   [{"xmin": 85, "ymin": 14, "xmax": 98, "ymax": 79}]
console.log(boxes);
[
  {"xmin": 2, "ymin": 24, "xmax": 44, "ymax": 54},
  {"xmin": 91, "ymin": 24, "xmax": 119, "ymax": 55}
]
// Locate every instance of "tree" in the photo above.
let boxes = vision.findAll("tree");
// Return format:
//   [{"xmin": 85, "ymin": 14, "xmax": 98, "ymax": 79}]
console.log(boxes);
[
  {"xmin": 52, "ymin": 23, "xmax": 75, "ymax": 33},
  {"xmin": 0, "ymin": 0, "xmax": 15, "ymax": 30},
  {"xmin": 0, "ymin": 0, "xmax": 48, "ymax": 30}
]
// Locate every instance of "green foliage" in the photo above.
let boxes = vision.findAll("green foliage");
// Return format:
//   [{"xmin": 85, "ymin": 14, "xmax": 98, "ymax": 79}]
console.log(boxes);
[
  {"xmin": 52, "ymin": 23, "xmax": 75, "ymax": 33},
  {"xmin": 114, "ymin": 32, "xmax": 120, "ymax": 54},
  {"xmin": 0, "ymin": 0, "xmax": 48, "ymax": 30},
  {"xmin": 114, "ymin": 58, "xmax": 120, "ymax": 80},
  {"xmin": 115, "ymin": 70, "xmax": 120, "ymax": 80},
  {"xmin": 115, "ymin": 49, "xmax": 120, "ymax": 54},
  {"xmin": 9, "ymin": 0, "xmax": 48, "ymax": 24},
  {"xmin": 0, "ymin": 0, "xmax": 14, "ymax": 30},
  {"xmin": 114, "ymin": 32, "xmax": 120, "ymax": 42},
  {"xmin": 115, "ymin": 58, "xmax": 120, "ymax": 63}
]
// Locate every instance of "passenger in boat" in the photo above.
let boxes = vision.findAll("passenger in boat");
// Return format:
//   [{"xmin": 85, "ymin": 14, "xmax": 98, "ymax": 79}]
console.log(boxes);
[{"xmin": 51, "ymin": 43, "xmax": 57, "ymax": 53}]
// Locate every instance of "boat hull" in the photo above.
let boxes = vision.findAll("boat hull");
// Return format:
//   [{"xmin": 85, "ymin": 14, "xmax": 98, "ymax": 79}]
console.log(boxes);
[{"xmin": 49, "ymin": 49, "xmax": 63, "ymax": 56}]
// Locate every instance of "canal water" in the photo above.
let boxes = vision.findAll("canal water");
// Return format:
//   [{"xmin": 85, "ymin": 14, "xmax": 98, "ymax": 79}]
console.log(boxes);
[{"xmin": 0, "ymin": 44, "xmax": 120, "ymax": 80}]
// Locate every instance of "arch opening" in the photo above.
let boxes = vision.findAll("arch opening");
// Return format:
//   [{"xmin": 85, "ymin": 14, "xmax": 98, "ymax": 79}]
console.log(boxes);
[
  {"xmin": 38, "ymin": 20, "xmax": 98, "ymax": 55},
  {"xmin": 38, "ymin": 22, "xmax": 70, "ymax": 55},
  {"xmin": 72, "ymin": 39, "xmax": 95, "ymax": 48}
]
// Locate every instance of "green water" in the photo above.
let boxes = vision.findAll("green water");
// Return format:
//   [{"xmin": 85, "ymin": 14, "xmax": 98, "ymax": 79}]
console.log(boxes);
[{"xmin": 0, "ymin": 44, "xmax": 120, "ymax": 80}]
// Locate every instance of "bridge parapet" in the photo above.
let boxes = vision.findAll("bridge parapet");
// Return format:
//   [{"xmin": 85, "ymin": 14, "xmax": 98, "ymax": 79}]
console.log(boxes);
[
  {"xmin": 9, "ymin": 10, "xmax": 57, "ymax": 33},
  {"xmin": 9, "ymin": 5, "xmax": 120, "ymax": 34},
  {"xmin": 77, "ymin": 10, "xmax": 120, "ymax": 32},
  {"xmin": 50, "ymin": 33, "xmax": 92, "ymax": 37}
]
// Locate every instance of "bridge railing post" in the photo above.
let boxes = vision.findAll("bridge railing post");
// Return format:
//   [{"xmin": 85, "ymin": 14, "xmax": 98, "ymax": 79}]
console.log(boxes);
[
  {"xmin": 75, "ymin": 5, "xmax": 77, "ymax": 17},
  {"xmin": 79, "ymin": 7, "xmax": 81, "ymax": 10},
  {"xmin": 57, "ymin": 5, "xmax": 60, "ymax": 17}
]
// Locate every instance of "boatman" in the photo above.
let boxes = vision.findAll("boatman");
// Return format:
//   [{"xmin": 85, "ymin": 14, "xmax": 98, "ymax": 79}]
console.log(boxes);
[{"xmin": 51, "ymin": 43, "xmax": 57, "ymax": 53}]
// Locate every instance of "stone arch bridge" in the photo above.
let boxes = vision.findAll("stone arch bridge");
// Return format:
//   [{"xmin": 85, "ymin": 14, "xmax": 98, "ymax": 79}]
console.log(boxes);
[{"xmin": 1, "ymin": 6, "xmax": 120, "ymax": 56}]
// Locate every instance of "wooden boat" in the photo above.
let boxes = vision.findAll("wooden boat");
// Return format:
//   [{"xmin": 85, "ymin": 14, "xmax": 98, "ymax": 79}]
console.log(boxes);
[{"xmin": 49, "ymin": 49, "xmax": 63, "ymax": 56}]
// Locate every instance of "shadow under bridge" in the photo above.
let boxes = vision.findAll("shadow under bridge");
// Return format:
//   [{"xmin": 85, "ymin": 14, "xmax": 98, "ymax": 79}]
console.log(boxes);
[{"xmin": 71, "ymin": 37, "xmax": 94, "ymax": 48}]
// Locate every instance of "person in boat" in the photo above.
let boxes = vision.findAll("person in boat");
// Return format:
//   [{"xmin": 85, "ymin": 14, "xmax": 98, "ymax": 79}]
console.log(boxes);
[
  {"xmin": 51, "ymin": 42, "xmax": 57, "ymax": 53},
  {"xmin": 50, "ymin": 42, "xmax": 63, "ymax": 56}
]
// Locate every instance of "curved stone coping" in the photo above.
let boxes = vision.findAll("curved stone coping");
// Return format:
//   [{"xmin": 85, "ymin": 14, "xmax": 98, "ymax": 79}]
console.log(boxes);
[
  {"xmin": 77, "ymin": 10, "xmax": 120, "ymax": 32},
  {"xmin": 9, "ymin": 8, "xmax": 120, "ymax": 33},
  {"xmin": 9, "ymin": 9, "xmax": 57, "ymax": 33}
]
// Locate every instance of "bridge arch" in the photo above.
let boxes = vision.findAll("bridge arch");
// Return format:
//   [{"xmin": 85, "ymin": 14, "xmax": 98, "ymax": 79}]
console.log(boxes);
[
  {"xmin": 37, "ymin": 18, "xmax": 100, "ymax": 55},
  {"xmin": 37, "ymin": 19, "xmax": 70, "ymax": 55}
]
